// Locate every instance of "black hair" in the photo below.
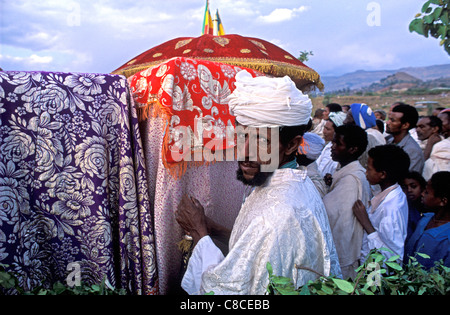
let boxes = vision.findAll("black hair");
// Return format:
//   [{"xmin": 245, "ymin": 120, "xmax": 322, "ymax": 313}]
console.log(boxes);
[
  {"xmin": 392, "ymin": 104, "xmax": 419, "ymax": 130},
  {"xmin": 403, "ymin": 171, "xmax": 426, "ymax": 190},
  {"xmin": 429, "ymin": 171, "xmax": 450, "ymax": 200},
  {"xmin": 439, "ymin": 111, "xmax": 450, "ymax": 122},
  {"xmin": 368, "ymin": 144, "xmax": 410, "ymax": 183},
  {"xmin": 279, "ymin": 119, "xmax": 312, "ymax": 147},
  {"xmin": 375, "ymin": 110, "xmax": 387, "ymax": 120},
  {"xmin": 334, "ymin": 124, "xmax": 368, "ymax": 158},
  {"xmin": 326, "ymin": 103, "xmax": 342, "ymax": 113},
  {"xmin": 375, "ymin": 119, "xmax": 385, "ymax": 134},
  {"xmin": 279, "ymin": 119, "xmax": 312, "ymax": 161},
  {"xmin": 425, "ymin": 115, "xmax": 443, "ymax": 133}
]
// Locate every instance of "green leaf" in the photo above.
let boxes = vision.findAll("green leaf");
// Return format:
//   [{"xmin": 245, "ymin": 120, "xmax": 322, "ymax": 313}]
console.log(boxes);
[
  {"xmin": 417, "ymin": 252, "xmax": 431, "ymax": 259},
  {"xmin": 298, "ymin": 285, "xmax": 311, "ymax": 295},
  {"xmin": 387, "ymin": 255, "xmax": 400, "ymax": 262},
  {"xmin": 266, "ymin": 262, "xmax": 273, "ymax": 277},
  {"xmin": 438, "ymin": 24, "xmax": 448, "ymax": 38},
  {"xmin": 421, "ymin": 0, "xmax": 432, "ymax": 13},
  {"xmin": 441, "ymin": 11, "xmax": 449, "ymax": 25},
  {"xmin": 276, "ymin": 287, "xmax": 299, "ymax": 295},
  {"xmin": 424, "ymin": 14, "xmax": 436, "ymax": 24},
  {"xmin": 320, "ymin": 285, "xmax": 334, "ymax": 295},
  {"xmin": 272, "ymin": 276, "xmax": 292, "ymax": 286},
  {"xmin": 433, "ymin": 7, "xmax": 443, "ymax": 19},
  {"xmin": 386, "ymin": 262, "xmax": 403, "ymax": 271},
  {"xmin": 0, "ymin": 272, "xmax": 16, "ymax": 289},
  {"xmin": 331, "ymin": 278, "xmax": 354, "ymax": 293}
]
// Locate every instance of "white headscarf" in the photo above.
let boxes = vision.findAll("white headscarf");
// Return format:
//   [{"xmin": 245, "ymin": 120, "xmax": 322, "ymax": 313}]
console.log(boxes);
[
  {"xmin": 328, "ymin": 111, "xmax": 347, "ymax": 127},
  {"xmin": 227, "ymin": 70, "xmax": 312, "ymax": 127}
]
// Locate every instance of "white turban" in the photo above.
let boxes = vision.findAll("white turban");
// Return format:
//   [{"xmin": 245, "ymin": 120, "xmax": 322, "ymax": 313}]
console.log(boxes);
[
  {"xmin": 228, "ymin": 70, "xmax": 312, "ymax": 127},
  {"xmin": 299, "ymin": 132, "xmax": 325, "ymax": 160}
]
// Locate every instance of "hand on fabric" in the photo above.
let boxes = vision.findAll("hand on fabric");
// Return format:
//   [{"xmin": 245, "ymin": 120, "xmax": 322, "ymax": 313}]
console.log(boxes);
[
  {"xmin": 352, "ymin": 200, "xmax": 376, "ymax": 234},
  {"xmin": 176, "ymin": 195, "xmax": 208, "ymax": 245}
]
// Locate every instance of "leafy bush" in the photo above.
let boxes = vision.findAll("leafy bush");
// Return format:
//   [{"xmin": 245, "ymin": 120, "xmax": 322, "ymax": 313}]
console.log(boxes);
[
  {"xmin": 267, "ymin": 249, "xmax": 450, "ymax": 295},
  {"xmin": 0, "ymin": 263, "xmax": 126, "ymax": 295}
]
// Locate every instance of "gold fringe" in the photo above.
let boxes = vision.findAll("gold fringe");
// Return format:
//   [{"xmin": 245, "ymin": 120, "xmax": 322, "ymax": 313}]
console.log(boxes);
[
  {"xmin": 177, "ymin": 238, "xmax": 193, "ymax": 253},
  {"xmin": 113, "ymin": 57, "xmax": 325, "ymax": 91}
]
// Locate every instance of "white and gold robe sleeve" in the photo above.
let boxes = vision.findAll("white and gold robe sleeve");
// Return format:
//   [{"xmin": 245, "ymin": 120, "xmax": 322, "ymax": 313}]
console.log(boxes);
[{"xmin": 182, "ymin": 168, "xmax": 341, "ymax": 295}]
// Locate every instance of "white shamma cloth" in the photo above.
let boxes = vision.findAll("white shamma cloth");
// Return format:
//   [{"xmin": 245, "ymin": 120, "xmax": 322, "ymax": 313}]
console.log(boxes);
[
  {"xmin": 181, "ymin": 168, "xmax": 341, "ymax": 295},
  {"xmin": 227, "ymin": 70, "xmax": 313, "ymax": 127}
]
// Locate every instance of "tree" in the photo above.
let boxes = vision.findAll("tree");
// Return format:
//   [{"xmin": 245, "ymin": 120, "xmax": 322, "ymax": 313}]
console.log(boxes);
[
  {"xmin": 409, "ymin": 0, "xmax": 450, "ymax": 55},
  {"xmin": 298, "ymin": 50, "xmax": 314, "ymax": 63}
]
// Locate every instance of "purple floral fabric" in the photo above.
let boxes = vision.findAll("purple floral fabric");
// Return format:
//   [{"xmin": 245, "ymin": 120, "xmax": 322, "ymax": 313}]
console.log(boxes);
[{"xmin": 0, "ymin": 71, "xmax": 158, "ymax": 294}]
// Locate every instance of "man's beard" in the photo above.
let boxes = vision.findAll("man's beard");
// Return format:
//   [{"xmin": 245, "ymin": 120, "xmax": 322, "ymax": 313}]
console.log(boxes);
[{"xmin": 236, "ymin": 168, "xmax": 272, "ymax": 186}]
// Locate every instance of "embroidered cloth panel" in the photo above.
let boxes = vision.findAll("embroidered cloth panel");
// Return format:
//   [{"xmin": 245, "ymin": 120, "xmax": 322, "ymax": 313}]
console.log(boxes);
[{"xmin": 0, "ymin": 71, "xmax": 158, "ymax": 294}]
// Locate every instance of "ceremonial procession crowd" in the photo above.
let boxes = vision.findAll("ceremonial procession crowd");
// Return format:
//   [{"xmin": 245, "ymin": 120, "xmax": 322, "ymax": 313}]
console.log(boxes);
[{"xmin": 175, "ymin": 70, "xmax": 450, "ymax": 295}]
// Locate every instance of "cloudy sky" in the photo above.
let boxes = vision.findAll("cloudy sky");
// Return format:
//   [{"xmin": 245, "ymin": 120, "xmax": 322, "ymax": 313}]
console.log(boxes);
[{"xmin": 0, "ymin": 0, "xmax": 449, "ymax": 78}]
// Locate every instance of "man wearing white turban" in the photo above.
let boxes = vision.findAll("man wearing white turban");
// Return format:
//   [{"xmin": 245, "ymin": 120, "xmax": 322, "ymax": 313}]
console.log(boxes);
[{"xmin": 176, "ymin": 70, "xmax": 341, "ymax": 295}]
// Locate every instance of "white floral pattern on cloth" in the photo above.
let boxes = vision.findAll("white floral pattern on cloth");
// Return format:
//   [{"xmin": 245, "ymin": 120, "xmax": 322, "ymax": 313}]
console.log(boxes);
[
  {"xmin": 0, "ymin": 71, "xmax": 158, "ymax": 294},
  {"xmin": 129, "ymin": 57, "xmax": 263, "ymax": 173}
]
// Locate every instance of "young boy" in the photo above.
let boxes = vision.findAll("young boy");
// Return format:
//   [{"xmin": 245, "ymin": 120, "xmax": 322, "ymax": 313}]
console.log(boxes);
[
  {"xmin": 404, "ymin": 171, "xmax": 450, "ymax": 269},
  {"xmin": 352, "ymin": 144, "xmax": 410, "ymax": 262},
  {"xmin": 401, "ymin": 171, "xmax": 427, "ymax": 243},
  {"xmin": 323, "ymin": 125, "xmax": 372, "ymax": 279}
]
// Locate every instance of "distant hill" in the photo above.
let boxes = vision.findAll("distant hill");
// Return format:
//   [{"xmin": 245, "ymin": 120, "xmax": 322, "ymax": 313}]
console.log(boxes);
[
  {"xmin": 363, "ymin": 72, "xmax": 422, "ymax": 93},
  {"xmin": 321, "ymin": 63, "xmax": 450, "ymax": 93}
]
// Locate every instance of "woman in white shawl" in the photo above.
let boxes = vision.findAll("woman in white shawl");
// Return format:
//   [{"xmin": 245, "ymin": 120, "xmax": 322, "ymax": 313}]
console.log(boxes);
[{"xmin": 315, "ymin": 111, "xmax": 347, "ymax": 177}]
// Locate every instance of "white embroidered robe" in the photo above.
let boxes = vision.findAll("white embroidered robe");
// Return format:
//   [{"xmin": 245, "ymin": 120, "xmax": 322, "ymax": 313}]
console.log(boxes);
[{"xmin": 181, "ymin": 168, "xmax": 341, "ymax": 295}]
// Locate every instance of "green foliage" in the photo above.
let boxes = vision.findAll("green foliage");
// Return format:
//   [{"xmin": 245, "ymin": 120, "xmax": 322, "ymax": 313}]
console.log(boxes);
[
  {"xmin": 0, "ymin": 264, "xmax": 126, "ymax": 295},
  {"xmin": 298, "ymin": 50, "xmax": 314, "ymax": 63},
  {"xmin": 267, "ymin": 249, "xmax": 450, "ymax": 295},
  {"xmin": 409, "ymin": 0, "xmax": 450, "ymax": 55}
]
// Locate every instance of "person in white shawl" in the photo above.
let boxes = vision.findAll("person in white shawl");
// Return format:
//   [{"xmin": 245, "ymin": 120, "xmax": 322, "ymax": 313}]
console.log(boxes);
[
  {"xmin": 423, "ymin": 110, "xmax": 450, "ymax": 180},
  {"xmin": 176, "ymin": 71, "xmax": 341, "ymax": 295},
  {"xmin": 322, "ymin": 125, "xmax": 373, "ymax": 279},
  {"xmin": 315, "ymin": 111, "xmax": 347, "ymax": 177}
]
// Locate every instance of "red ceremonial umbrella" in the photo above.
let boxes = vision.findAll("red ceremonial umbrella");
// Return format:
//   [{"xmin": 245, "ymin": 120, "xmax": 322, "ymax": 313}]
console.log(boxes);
[{"xmin": 112, "ymin": 34, "xmax": 324, "ymax": 91}]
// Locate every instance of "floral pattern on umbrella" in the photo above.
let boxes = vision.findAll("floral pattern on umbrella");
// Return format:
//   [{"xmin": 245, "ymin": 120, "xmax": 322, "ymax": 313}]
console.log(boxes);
[{"xmin": 113, "ymin": 34, "xmax": 324, "ymax": 91}]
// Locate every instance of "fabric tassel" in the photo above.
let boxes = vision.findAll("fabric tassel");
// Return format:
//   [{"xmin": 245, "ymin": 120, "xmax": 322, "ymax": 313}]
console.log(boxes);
[{"xmin": 177, "ymin": 236, "xmax": 194, "ymax": 253}]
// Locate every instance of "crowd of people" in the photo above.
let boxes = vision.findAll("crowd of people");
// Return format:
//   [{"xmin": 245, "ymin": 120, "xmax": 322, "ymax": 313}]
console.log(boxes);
[
  {"xmin": 306, "ymin": 101, "xmax": 450, "ymax": 278},
  {"xmin": 175, "ymin": 71, "xmax": 450, "ymax": 294}
]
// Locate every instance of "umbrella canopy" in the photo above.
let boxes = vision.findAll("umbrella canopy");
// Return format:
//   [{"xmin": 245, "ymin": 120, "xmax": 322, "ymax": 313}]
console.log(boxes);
[{"xmin": 112, "ymin": 34, "xmax": 324, "ymax": 91}]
